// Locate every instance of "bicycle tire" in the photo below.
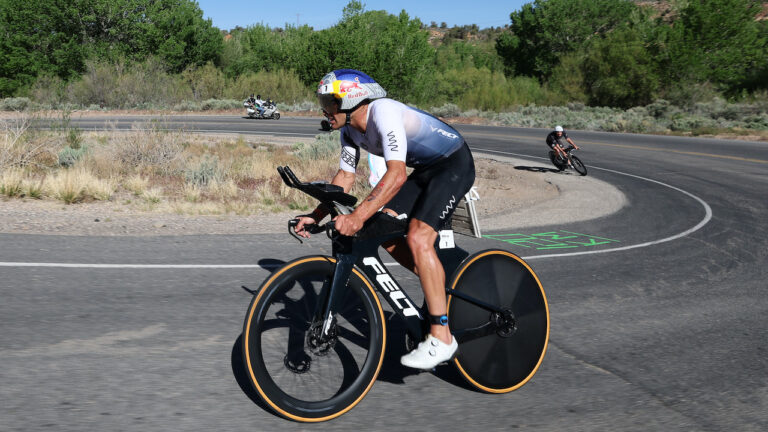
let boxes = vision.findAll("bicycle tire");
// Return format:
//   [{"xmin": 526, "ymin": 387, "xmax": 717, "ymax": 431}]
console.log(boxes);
[
  {"xmin": 243, "ymin": 256, "xmax": 386, "ymax": 422},
  {"xmin": 548, "ymin": 151, "xmax": 565, "ymax": 171},
  {"xmin": 447, "ymin": 249, "xmax": 549, "ymax": 393},
  {"xmin": 570, "ymin": 155, "xmax": 587, "ymax": 176}
]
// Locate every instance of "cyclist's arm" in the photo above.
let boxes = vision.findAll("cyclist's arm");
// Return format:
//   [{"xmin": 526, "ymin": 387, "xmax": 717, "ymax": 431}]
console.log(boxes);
[
  {"xmin": 350, "ymin": 160, "xmax": 407, "ymax": 222},
  {"xmin": 300, "ymin": 169, "xmax": 355, "ymax": 224}
]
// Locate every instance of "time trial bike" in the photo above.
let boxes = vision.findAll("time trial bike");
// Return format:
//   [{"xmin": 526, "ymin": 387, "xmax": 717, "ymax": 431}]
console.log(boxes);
[
  {"xmin": 549, "ymin": 146, "xmax": 587, "ymax": 176},
  {"xmin": 241, "ymin": 166, "xmax": 549, "ymax": 422}
]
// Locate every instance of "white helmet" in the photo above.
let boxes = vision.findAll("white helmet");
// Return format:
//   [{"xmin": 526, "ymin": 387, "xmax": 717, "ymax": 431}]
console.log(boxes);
[
  {"xmin": 555, "ymin": 125, "xmax": 564, "ymax": 132},
  {"xmin": 317, "ymin": 69, "xmax": 387, "ymax": 112}
]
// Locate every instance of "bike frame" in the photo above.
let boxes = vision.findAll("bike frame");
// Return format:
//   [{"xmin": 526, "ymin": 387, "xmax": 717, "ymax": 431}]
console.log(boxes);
[
  {"xmin": 276, "ymin": 165, "xmax": 508, "ymax": 343},
  {"xmin": 316, "ymin": 213, "xmax": 509, "ymax": 343}
]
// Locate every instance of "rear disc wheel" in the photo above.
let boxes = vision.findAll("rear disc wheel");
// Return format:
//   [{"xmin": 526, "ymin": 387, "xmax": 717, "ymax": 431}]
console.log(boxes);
[{"xmin": 447, "ymin": 250, "xmax": 549, "ymax": 393}]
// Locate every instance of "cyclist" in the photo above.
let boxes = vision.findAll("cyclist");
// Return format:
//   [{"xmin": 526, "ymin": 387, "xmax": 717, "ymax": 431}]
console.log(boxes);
[
  {"xmin": 546, "ymin": 125, "xmax": 579, "ymax": 161},
  {"xmin": 294, "ymin": 69, "xmax": 476, "ymax": 370}
]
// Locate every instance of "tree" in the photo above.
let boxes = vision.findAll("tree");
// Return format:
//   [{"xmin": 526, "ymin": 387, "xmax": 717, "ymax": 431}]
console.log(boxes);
[
  {"xmin": 315, "ymin": 8, "xmax": 436, "ymax": 102},
  {"xmin": 0, "ymin": 0, "xmax": 88, "ymax": 95},
  {"xmin": 664, "ymin": 0, "xmax": 767, "ymax": 92},
  {"xmin": 0, "ymin": 0, "xmax": 222, "ymax": 96},
  {"xmin": 581, "ymin": 26, "xmax": 660, "ymax": 107},
  {"xmin": 495, "ymin": 0, "xmax": 639, "ymax": 79}
]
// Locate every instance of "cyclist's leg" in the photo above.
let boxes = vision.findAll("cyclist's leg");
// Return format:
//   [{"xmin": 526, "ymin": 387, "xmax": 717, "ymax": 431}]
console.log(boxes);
[
  {"xmin": 406, "ymin": 144, "xmax": 475, "ymax": 344},
  {"xmin": 381, "ymin": 179, "xmax": 421, "ymax": 273}
]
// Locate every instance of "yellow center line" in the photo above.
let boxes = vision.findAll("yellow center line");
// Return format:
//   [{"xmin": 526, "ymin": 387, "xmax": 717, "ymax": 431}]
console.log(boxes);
[{"xmin": 462, "ymin": 131, "xmax": 768, "ymax": 164}]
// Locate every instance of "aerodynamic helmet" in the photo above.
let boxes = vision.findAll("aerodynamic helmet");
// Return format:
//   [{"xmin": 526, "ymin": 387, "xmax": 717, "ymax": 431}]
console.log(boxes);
[
  {"xmin": 317, "ymin": 69, "xmax": 387, "ymax": 112},
  {"xmin": 555, "ymin": 125, "xmax": 564, "ymax": 132}
]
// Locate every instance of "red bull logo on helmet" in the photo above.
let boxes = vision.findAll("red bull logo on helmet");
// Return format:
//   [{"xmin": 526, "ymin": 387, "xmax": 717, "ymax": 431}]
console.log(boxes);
[{"xmin": 337, "ymin": 79, "xmax": 364, "ymax": 96}]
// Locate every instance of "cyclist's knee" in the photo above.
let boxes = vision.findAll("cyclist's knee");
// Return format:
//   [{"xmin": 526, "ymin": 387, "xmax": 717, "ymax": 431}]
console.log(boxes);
[{"xmin": 406, "ymin": 223, "xmax": 437, "ymax": 254}]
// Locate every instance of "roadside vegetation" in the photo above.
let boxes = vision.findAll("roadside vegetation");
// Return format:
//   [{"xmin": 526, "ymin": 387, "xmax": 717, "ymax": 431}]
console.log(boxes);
[
  {"xmin": 0, "ymin": 115, "xmax": 372, "ymax": 210},
  {"xmin": 1, "ymin": 0, "xmax": 767, "ymax": 138}
]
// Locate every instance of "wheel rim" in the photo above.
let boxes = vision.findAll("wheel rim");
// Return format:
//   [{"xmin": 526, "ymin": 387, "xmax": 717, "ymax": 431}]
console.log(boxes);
[
  {"xmin": 571, "ymin": 156, "xmax": 587, "ymax": 175},
  {"xmin": 243, "ymin": 258, "xmax": 385, "ymax": 421}
]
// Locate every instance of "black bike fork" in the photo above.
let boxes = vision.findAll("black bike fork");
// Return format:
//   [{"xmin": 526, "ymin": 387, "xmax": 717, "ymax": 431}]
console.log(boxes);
[{"xmin": 315, "ymin": 253, "xmax": 357, "ymax": 338}]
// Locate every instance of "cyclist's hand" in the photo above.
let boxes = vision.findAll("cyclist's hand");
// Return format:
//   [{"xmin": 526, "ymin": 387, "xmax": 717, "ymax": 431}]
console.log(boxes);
[
  {"xmin": 333, "ymin": 213, "xmax": 363, "ymax": 236},
  {"xmin": 294, "ymin": 215, "xmax": 317, "ymax": 239}
]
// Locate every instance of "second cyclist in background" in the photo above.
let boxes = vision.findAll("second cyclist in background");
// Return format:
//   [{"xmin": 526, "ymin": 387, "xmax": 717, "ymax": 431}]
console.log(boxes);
[{"xmin": 546, "ymin": 125, "xmax": 579, "ymax": 161}]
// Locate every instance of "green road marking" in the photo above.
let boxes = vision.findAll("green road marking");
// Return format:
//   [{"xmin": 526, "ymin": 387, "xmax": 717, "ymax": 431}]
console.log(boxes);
[{"xmin": 484, "ymin": 230, "xmax": 620, "ymax": 250}]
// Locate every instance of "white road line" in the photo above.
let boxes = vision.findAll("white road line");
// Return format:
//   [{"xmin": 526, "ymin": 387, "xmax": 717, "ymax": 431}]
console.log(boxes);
[
  {"xmin": 473, "ymin": 148, "xmax": 713, "ymax": 260},
  {"xmin": 0, "ymin": 261, "xmax": 401, "ymax": 269},
  {"xmin": 0, "ymin": 149, "xmax": 712, "ymax": 268}
]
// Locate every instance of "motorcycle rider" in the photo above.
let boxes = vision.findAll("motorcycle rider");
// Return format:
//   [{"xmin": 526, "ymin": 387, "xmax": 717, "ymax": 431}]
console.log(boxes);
[
  {"xmin": 546, "ymin": 125, "xmax": 579, "ymax": 160},
  {"xmin": 293, "ymin": 69, "xmax": 476, "ymax": 370},
  {"xmin": 253, "ymin": 94, "xmax": 266, "ymax": 117}
]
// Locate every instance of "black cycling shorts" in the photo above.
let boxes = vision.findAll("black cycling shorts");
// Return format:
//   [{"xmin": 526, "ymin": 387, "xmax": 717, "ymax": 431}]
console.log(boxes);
[{"xmin": 384, "ymin": 143, "xmax": 475, "ymax": 232}]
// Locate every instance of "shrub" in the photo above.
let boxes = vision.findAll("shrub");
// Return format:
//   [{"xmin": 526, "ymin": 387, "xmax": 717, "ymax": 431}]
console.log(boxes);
[
  {"xmin": 58, "ymin": 145, "xmax": 89, "ymax": 167},
  {"xmin": 0, "ymin": 168, "xmax": 24, "ymax": 197},
  {"xmin": 225, "ymin": 70, "xmax": 312, "ymax": 104},
  {"xmin": 141, "ymin": 188, "xmax": 163, "ymax": 204},
  {"xmin": 280, "ymin": 100, "xmax": 317, "ymax": 112},
  {"xmin": 113, "ymin": 124, "xmax": 184, "ymax": 174},
  {"xmin": 0, "ymin": 97, "xmax": 31, "ymax": 111},
  {"xmin": 172, "ymin": 100, "xmax": 202, "ymax": 111},
  {"xmin": 429, "ymin": 103, "xmax": 462, "ymax": 118},
  {"xmin": 185, "ymin": 154, "xmax": 221, "ymax": 186},
  {"xmin": 293, "ymin": 132, "xmax": 339, "ymax": 161},
  {"xmin": 200, "ymin": 99, "xmax": 241, "ymax": 111},
  {"xmin": 182, "ymin": 62, "xmax": 226, "ymax": 100}
]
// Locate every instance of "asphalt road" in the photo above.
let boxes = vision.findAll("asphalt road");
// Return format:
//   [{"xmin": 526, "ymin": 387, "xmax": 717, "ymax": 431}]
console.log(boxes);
[{"xmin": 2, "ymin": 115, "xmax": 767, "ymax": 431}]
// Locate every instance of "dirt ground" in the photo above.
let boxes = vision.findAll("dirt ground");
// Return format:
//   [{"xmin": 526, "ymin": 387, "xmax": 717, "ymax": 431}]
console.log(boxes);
[{"xmin": 0, "ymin": 153, "xmax": 626, "ymax": 236}]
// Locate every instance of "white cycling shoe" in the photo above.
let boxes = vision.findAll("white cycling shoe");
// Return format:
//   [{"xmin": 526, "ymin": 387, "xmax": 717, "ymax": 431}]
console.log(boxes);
[{"xmin": 400, "ymin": 334, "xmax": 458, "ymax": 370}]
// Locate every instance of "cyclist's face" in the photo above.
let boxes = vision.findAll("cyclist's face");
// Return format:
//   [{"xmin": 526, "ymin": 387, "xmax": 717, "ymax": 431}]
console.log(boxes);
[
  {"xmin": 556, "ymin": 131, "xmax": 563, "ymax": 137},
  {"xmin": 319, "ymin": 96, "xmax": 344, "ymax": 129}
]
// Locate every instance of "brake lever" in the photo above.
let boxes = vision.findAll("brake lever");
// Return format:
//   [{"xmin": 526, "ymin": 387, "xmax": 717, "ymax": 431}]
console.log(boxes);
[
  {"xmin": 288, "ymin": 219, "xmax": 325, "ymax": 244},
  {"xmin": 288, "ymin": 219, "xmax": 304, "ymax": 244}
]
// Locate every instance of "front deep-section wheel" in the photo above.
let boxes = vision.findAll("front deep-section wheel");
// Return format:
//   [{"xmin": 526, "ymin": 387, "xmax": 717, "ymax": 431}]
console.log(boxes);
[
  {"xmin": 447, "ymin": 249, "xmax": 549, "ymax": 393},
  {"xmin": 571, "ymin": 155, "xmax": 587, "ymax": 176},
  {"xmin": 243, "ymin": 256, "xmax": 386, "ymax": 422}
]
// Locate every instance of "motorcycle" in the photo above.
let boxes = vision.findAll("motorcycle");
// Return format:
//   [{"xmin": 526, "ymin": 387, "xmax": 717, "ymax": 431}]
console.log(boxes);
[{"xmin": 244, "ymin": 100, "xmax": 281, "ymax": 120}]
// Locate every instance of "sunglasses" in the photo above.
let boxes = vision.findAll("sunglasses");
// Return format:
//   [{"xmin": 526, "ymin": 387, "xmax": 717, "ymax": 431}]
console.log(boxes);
[{"xmin": 318, "ymin": 94, "xmax": 340, "ymax": 116}]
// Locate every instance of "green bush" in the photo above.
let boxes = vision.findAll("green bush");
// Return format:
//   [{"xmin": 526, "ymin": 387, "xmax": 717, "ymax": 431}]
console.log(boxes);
[
  {"xmin": 185, "ymin": 155, "xmax": 221, "ymax": 186},
  {"xmin": 58, "ymin": 145, "xmax": 89, "ymax": 167},
  {"xmin": 172, "ymin": 100, "xmax": 202, "ymax": 111},
  {"xmin": 294, "ymin": 132, "xmax": 340, "ymax": 161},
  {"xmin": 224, "ymin": 70, "xmax": 312, "ymax": 104},
  {"xmin": 200, "ymin": 99, "xmax": 241, "ymax": 111},
  {"xmin": 182, "ymin": 62, "xmax": 226, "ymax": 100},
  {"xmin": 429, "ymin": 103, "xmax": 462, "ymax": 118},
  {"xmin": 0, "ymin": 97, "xmax": 31, "ymax": 111}
]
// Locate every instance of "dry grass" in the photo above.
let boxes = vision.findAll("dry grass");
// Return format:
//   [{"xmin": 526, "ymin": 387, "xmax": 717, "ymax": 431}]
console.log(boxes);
[
  {"xmin": 123, "ymin": 174, "xmax": 150, "ymax": 196},
  {"xmin": 0, "ymin": 120, "xmax": 371, "ymax": 214},
  {"xmin": 0, "ymin": 168, "xmax": 24, "ymax": 197},
  {"xmin": 43, "ymin": 167, "xmax": 115, "ymax": 203}
]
